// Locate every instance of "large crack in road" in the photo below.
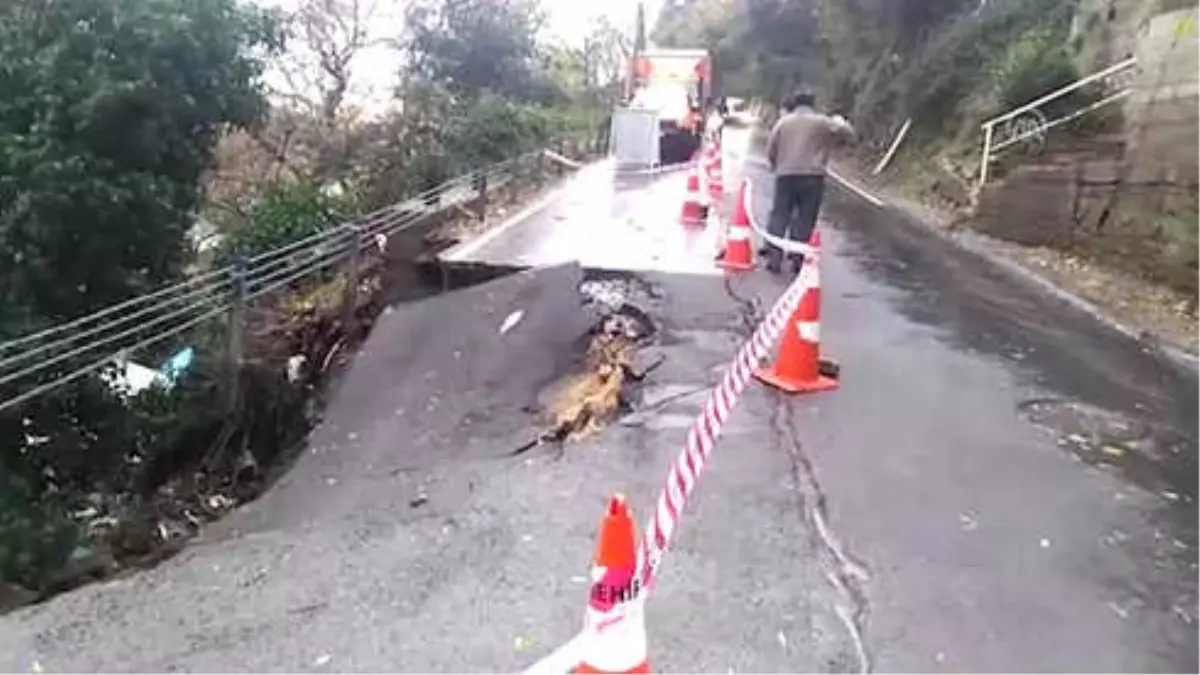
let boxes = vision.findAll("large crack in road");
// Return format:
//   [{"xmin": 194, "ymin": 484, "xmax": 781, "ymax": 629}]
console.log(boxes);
[
  {"xmin": 775, "ymin": 400, "xmax": 872, "ymax": 673},
  {"xmin": 722, "ymin": 273, "xmax": 873, "ymax": 673}
]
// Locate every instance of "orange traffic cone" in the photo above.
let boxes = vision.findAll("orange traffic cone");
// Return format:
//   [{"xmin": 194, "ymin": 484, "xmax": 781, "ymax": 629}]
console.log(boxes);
[
  {"xmin": 574, "ymin": 494, "xmax": 650, "ymax": 674},
  {"xmin": 716, "ymin": 180, "xmax": 755, "ymax": 271},
  {"xmin": 753, "ymin": 243, "xmax": 838, "ymax": 394},
  {"xmin": 680, "ymin": 163, "xmax": 708, "ymax": 226},
  {"xmin": 704, "ymin": 143, "xmax": 724, "ymax": 204}
]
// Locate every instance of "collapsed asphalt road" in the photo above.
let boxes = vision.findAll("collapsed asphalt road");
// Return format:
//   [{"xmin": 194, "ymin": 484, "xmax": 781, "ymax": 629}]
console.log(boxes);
[
  {"xmin": 0, "ymin": 262, "xmax": 862, "ymax": 672},
  {"xmin": 0, "ymin": 143, "xmax": 1195, "ymax": 672}
]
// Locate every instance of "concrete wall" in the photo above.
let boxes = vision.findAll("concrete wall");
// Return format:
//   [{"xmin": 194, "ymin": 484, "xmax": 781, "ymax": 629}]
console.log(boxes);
[
  {"xmin": 1124, "ymin": 7, "xmax": 1199, "ymax": 184},
  {"xmin": 1072, "ymin": 0, "xmax": 1163, "ymax": 72}
]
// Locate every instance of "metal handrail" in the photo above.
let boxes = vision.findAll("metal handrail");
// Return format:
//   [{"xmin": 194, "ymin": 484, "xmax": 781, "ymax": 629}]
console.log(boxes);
[
  {"xmin": 989, "ymin": 89, "xmax": 1132, "ymax": 154},
  {"xmin": 977, "ymin": 57, "xmax": 1138, "ymax": 188},
  {"xmin": 981, "ymin": 56, "xmax": 1138, "ymax": 130}
]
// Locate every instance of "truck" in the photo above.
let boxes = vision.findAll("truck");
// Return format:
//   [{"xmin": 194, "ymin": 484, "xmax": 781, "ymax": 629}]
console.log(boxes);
[{"xmin": 626, "ymin": 48, "xmax": 712, "ymax": 165}]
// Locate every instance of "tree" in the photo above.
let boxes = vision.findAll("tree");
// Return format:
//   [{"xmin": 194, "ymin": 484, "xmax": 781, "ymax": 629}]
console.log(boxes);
[
  {"xmin": 581, "ymin": 17, "xmax": 630, "ymax": 99},
  {"xmin": 277, "ymin": 0, "xmax": 379, "ymax": 124},
  {"xmin": 0, "ymin": 0, "xmax": 280, "ymax": 329},
  {"xmin": 0, "ymin": 0, "xmax": 279, "ymax": 590},
  {"xmin": 402, "ymin": 0, "xmax": 551, "ymax": 105},
  {"xmin": 235, "ymin": 0, "xmax": 394, "ymax": 189}
]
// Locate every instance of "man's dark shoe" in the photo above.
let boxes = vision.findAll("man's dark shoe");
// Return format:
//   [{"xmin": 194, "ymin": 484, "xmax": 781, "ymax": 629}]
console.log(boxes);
[{"xmin": 765, "ymin": 261, "xmax": 783, "ymax": 274}]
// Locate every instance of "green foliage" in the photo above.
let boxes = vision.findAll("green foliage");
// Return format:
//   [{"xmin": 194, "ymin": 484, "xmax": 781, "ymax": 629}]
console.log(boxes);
[
  {"xmin": 217, "ymin": 182, "xmax": 353, "ymax": 263},
  {"xmin": 0, "ymin": 0, "xmax": 278, "ymax": 591},
  {"xmin": 350, "ymin": 0, "xmax": 604, "ymax": 210},
  {"xmin": 0, "ymin": 0, "xmax": 280, "ymax": 328},
  {"xmin": 654, "ymin": 0, "xmax": 1074, "ymax": 139},
  {"xmin": 0, "ymin": 352, "xmax": 223, "ymax": 588},
  {"xmin": 444, "ymin": 94, "xmax": 554, "ymax": 172},
  {"xmin": 0, "ymin": 475, "xmax": 80, "ymax": 590},
  {"xmin": 992, "ymin": 27, "xmax": 1081, "ymax": 111}
]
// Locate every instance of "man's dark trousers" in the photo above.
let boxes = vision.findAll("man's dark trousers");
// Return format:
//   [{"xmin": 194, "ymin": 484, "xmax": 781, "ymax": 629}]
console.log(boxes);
[{"xmin": 765, "ymin": 174, "xmax": 825, "ymax": 271}]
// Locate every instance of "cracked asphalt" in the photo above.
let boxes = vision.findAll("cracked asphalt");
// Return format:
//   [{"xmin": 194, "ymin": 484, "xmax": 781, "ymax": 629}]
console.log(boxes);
[{"xmin": 0, "ymin": 132, "xmax": 1194, "ymax": 673}]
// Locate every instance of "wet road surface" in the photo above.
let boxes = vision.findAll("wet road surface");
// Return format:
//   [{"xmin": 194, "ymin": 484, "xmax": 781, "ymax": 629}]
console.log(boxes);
[
  {"xmin": 0, "ymin": 132, "xmax": 1194, "ymax": 672},
  {"xmin": 441, "ymin": 161, "xmax": 725, "ymax": 275}
]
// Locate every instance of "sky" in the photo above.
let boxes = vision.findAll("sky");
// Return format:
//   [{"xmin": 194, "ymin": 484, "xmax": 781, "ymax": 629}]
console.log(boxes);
[{"xmin": 255, "ymin": 0, "xmax": 665, "ymax": 115}]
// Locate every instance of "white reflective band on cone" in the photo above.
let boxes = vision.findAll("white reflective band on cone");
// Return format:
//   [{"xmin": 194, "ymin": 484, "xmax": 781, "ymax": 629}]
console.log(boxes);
[
  {"xmin": 582, "ymin": 596, "xmax": 648, "ymax": 673},
  {"xmin": 797, "ymin": 320, "xmax": 820, "ymax": 343},
  {"xmin": 795, "ymin": 260, "xmax": 819, "ymax": 290},
  {"xmin": 727, "ymin": 227, "xmax": 750, "ymax": 242}
]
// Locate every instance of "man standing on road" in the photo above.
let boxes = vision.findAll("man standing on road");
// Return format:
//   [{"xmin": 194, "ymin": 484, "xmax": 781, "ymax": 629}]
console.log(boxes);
[{"xmin": 764, "ymin": 88, "xmax": 854, "ymax": 273}]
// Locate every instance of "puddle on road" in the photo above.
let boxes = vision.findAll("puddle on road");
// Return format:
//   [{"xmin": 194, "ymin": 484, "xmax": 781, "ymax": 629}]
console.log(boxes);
[{"xmin": 1018, "ymin": 397, "xmax": 1196, "ymax": 502}]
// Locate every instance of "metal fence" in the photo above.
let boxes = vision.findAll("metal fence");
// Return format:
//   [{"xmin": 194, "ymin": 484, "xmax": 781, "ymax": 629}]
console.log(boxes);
[{"xmin": 0, "ymin": 149, "xmax": 572, "ymax": 414}]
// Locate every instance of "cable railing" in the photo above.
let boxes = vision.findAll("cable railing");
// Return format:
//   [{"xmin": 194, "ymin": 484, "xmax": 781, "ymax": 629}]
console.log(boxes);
[{"xmin": 0, "ymin": 148, "xmax": 575, "ymax": 414}]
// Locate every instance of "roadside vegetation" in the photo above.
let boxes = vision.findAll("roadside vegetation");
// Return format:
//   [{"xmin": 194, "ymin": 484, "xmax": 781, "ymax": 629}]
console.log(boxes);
[{"xmin": 0, "ymin": 0, "xmax": 626, "ymax": 605}]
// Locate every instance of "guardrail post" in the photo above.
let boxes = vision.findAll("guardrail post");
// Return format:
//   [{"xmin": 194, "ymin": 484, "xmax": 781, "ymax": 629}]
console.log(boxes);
[
  {"xmin": 536, "ymin": 150, "xmax": 546, "ymax": 189},
  {"xmin": 226, "ymin": 255, "xmax": 247, "ymax": 413},
  {"xmin": 473, "ymin": 169, "xmax": 489, "ymax": 222},
  {"xmin": 555, "ymin": 139, "xmax": 566, "ymax": 177},
  {"xmin": 978, "ymin": 124, "xmax": 994, "ymax": 189},
  {"xmin": 340, "ymin": 225, "xmax": 361, "ymax": 330}
]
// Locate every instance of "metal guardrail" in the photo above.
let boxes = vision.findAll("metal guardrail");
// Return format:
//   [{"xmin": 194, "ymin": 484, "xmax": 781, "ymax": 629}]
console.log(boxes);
[
  {"xmin": 0, "ymin": 149, "xmax": 571, "ymax": 414},
  {"xmin": 977, "ymin": 56, "xmax": 1138, "ymax": 188}
]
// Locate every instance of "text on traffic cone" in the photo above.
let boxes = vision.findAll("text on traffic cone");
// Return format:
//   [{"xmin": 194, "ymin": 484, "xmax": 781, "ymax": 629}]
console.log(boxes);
[{"xmin": 574, "ymin": 494, "xmax": 650, "ymax": 674}]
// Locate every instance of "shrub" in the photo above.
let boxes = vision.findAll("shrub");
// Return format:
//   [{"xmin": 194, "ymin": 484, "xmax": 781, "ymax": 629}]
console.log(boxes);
[
  {"xmin": 993, "ymin": 27, "xmax": 1081, "ymax": 112},
  {"xmin": 0, "ymin": 335, "xmax": 229, "ymax": 590},
  {"xmin": 216, "ymin": 182, "xmax": 354, "ymax": 265},
  {"xmin": 0, "ymin": 473, "xmax": 80, "ymax": 590},
  {"xmin": 444, "ymin": 94, "xmax": 557, "ymax": 173}
]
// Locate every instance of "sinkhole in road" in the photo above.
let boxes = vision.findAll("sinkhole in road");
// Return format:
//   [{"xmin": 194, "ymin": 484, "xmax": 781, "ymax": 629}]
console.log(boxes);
[
  {"xmin": 396, "ymin": 259, "xmax": 667, "ymax": 460},
  {"xmin": 509, "ymin": 271, "xmax": 665, "ymax": 458}
]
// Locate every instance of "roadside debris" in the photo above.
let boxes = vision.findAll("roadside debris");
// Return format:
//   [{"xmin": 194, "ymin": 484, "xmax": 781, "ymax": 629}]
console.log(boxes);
[{"xmin": 499, "ymin": 309, "xmax": 525, "ymax": 335}]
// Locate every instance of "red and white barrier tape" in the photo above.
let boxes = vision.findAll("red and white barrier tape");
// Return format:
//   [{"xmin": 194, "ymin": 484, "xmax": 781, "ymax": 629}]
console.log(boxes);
[
  {"xmin": 522, "ymin": 263, "xmax": 818, "ymax": 674},
  {"xmin": 635, "ymin": 257, "xmax": 819, "ymax": 592},
  {"xmin": 742, "ymin": 181, "xmax": 818, "ymax": 258}
]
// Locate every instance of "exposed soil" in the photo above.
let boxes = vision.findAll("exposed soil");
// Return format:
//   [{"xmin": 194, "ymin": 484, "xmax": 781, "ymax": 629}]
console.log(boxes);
[{"xmin": 512, "ymin": 274, "xmax": 662, "ymax": 458}]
